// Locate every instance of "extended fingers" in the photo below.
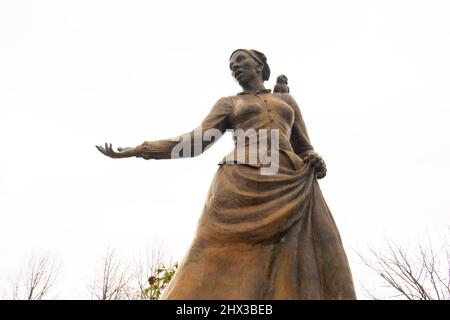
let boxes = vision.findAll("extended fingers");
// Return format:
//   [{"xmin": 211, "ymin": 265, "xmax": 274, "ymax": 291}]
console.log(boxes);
[
  {"xmin": 105, "ymin": 143, "xmax": 115, "ymax": 154},
  {"xmin": 95, "ymin": 145, "xmax": 106, "ymax": 154},
  {"xmin": 96, "ymin": 142, "xmax": 117, "ymax": 158}
]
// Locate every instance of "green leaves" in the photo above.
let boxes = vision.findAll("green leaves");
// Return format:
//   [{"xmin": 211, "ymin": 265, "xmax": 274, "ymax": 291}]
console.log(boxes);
[{"xmin": 141, "ymin": 262, "xmax": 178, "ymax": 300}]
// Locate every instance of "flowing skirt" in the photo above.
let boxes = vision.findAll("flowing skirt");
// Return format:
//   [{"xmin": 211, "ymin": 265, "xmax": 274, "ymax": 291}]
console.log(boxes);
[{"xmin": 160, "ymin": 153, "xmax": 356, "ymax": 299}]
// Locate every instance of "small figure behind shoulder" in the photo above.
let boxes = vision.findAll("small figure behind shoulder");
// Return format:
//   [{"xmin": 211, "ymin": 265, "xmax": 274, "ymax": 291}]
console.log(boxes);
[{"xmin": 273, "ymin": 74, "xmax": 290, "ymax": 93}]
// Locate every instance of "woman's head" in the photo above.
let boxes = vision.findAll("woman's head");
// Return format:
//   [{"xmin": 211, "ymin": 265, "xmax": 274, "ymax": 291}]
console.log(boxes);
[{"xmin": 229, "ymin": 49, "xmax": 271, "ymax": 87}]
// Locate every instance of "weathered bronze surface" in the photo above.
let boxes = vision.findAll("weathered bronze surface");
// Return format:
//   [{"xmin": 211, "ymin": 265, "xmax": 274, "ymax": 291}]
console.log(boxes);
[{"xmin": 96, "ymin": 49, "xmax": 356, "ymax": 299}]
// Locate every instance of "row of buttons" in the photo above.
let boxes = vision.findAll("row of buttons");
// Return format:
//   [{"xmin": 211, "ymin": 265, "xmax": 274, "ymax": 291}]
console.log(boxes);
[
  {"xmin": 262, "ymin": 98, "xmax": 275, "ymax": 123},
  {"xmin": 261, "ymin": 97, "xmax": 273, "ymax": 156}
]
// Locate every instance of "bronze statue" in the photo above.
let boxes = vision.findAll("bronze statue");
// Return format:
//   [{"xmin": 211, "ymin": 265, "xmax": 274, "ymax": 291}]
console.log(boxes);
[{"xmin": 96, "ymin": 49, "xmax": 356, "ymax": 299}]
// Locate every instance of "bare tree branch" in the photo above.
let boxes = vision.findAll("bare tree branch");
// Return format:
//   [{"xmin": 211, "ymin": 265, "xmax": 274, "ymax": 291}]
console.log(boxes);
[
  {"xmin": 87, "ymin": 245, "xmax": 175, "ymax": 300},
  {"xmin": 132, "ymin": 245, "xmax": 165, "ymax": 299},
  {"xmin": 10, "ymin": 253, "xmax": 59, "ymax": 300},
  {"xmin": 359, "ymin": 233, "xmax": 450, "ymax": 300},
  {"xmin": 89, "ymin": 248, "xmax": 132, "ymax": 300}
]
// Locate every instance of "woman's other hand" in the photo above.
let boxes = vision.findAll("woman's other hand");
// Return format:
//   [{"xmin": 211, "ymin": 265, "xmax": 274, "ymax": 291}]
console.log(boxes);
[
  {"xmin": 302, "ymin": 151, "xmax": 327, "ymax": 179},
  {"xmin": 95, "ymin": 143, "xmax": 136, "ymax": 159}
]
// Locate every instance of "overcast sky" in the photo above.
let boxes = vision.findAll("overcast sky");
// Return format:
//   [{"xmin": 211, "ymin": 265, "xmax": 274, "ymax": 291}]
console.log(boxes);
[{"xmin": 1, "ymin": 0, "xmax": 449, "ymax": 299}]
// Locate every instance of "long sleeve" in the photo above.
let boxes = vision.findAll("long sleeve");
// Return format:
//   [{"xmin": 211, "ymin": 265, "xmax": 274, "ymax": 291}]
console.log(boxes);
[
  {"xmin": 135, "ymin": 97, "xmax": 233, "ymax": 160},
  {"xmin": 281, "ymin": 93, "xmax": 314, "ymax": 157}
]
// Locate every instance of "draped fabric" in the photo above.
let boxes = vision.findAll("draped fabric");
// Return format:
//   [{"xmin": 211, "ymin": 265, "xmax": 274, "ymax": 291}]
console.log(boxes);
[
  {"xmin": 137, "ymin": 91, "xmax": 356, "ymax": 299},
  {"xmin": 160, "ymin": 157, "xmax": 355, "ymax": 299}
]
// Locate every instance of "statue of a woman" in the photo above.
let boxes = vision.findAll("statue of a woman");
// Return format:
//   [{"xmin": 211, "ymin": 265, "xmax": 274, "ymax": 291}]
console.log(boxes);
[{"xmin": 96, "ymin": 49, "xmax": 356, "ymax": 299}]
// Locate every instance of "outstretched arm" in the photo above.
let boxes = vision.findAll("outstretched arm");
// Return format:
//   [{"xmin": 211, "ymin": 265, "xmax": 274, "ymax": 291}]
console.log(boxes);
[
  {"xmin": 281, "ymin": 93, "xmax": 327, "ymax": 179},
  {"xmin": 96, "ymin": 97, "xmax": 233, "ymax": 160}
]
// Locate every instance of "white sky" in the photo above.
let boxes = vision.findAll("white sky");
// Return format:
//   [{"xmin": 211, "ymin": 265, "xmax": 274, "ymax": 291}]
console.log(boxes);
[{"xmin": 1, "ymin": 0, "xmax": 449, "ymax": 299}]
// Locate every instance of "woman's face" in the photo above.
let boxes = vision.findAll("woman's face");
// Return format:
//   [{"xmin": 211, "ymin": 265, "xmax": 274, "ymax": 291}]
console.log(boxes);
[{"xmin": 229, "ymin": 51, "xmax": 262, "ymax": 86}]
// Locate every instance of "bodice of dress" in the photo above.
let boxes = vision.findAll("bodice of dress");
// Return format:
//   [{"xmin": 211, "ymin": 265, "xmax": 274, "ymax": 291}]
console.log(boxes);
[{"xmin": 136, "ymin": 90, "xmax": 314, "ymax": 168}]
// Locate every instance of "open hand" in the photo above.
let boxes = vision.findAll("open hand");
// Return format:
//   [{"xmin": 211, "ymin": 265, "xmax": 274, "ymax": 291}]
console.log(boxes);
[
  {"xmin": 95, "ymin": 143, "xmax": 136, "ymax": 159},
  {"xmin": 302, "ymin": 151, "xmax": 327, "ymax": 179}
]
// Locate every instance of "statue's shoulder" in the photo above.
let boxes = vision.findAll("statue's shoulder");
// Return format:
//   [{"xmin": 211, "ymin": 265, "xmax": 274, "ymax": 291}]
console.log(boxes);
[
  {"xmin": 216, "ymin": 94, "xmax": 238, "ymax": 106},
  {"xmin": 211, "ymin": 95, "xmax": 236, "ymax": 111},
  {"xmin": 220, "ymin": 94, "xmax": 236, "ymax": 101},
  {"xmin": 272, "ymin": 92, "xmax": 296, "ymax": 104}
]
